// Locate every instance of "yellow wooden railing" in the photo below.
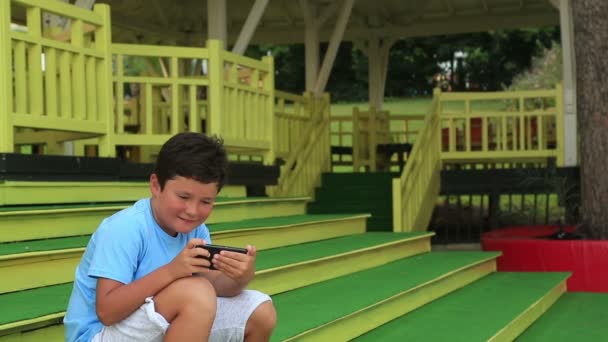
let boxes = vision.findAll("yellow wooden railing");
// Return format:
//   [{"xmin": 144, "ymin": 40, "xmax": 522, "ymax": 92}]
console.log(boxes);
[
  {"xmin": 330, "ymin": 110, "xmax": 425, "ymax": 172},
  {"xmin": 440, "ymin": 85, "xmax": 564, "ymax": 166},
  {"xmin": 392, "ymin": 89, "xmax": 442, "ymax": 232},
  {"xmin": 274, "ymin": 90, "xmax": 313, "ymax": 160},
  {"xmin": 352, "ymin": 107, "xmax": 390, "ymax": 172},
  {"xmin": 1, "ymin": 0, "xmax": 114, "ymax": 154},
  {"xmin": 269, "ymin": 94, "xmax": 331, "ymax": 197},
  {"xmin": 112, "ymin": 43, "xmax": 209, "ymax": 147}
]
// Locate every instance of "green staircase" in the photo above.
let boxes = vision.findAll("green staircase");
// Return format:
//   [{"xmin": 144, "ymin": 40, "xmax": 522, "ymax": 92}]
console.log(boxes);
[
  {"xmin": 0, "ymin": 180, "xmax": 603, "ymax": 341},
  {"xmin": 308, "ymin": 173, "xmax": 395, "ymax": 232}
]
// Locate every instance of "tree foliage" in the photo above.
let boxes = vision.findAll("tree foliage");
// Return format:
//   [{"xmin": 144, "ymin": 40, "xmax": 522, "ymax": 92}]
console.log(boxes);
[{"xmin": 246, "ymin": 27, "xmax": 560, "ymax": 101}]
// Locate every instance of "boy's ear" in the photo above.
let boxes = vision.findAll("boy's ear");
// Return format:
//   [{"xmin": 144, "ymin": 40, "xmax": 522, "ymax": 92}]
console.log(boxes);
[{"xmin": 150, "ymin": 174, "xmax": 161, "ymax": 197}]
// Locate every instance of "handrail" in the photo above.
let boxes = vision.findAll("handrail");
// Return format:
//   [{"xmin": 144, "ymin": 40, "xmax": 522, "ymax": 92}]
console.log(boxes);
[
  {"xmin": 392, "ymin": 88, "xmax": 442, "ymax": 232},
  {"xmin": 439, "ymin": 85, "xmax": 564, "ymax": 166},
  {"xmin": 269, "ymin": 94, "xmax": 331, "ymax": 197}
]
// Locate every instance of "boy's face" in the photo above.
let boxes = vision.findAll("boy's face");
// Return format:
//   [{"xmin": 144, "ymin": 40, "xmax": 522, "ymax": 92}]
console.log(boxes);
[{"xmin": 150, "ymin": 174, "xmax": 218, "ymax": 237}]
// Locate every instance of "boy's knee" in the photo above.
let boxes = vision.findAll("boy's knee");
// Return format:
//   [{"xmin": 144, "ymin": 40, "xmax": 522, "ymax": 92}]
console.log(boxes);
[
  {"xmin": 155, "ymin": 276, "xmax": 217, "ymax": 322},
  {"xmin": 246, "ymin": 301, "xmax": 277, "ymax": 336}
]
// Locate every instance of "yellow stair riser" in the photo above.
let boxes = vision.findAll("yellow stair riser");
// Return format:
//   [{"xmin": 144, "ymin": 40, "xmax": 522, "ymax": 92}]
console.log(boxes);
[
  {"xmin": 488, "ymin": 281, "xmax": 567, "ymax": 342},
  {"xmin": 0, "ymin": 251, "xmax": 83, "ymax": 294},
  {"xmin": 213, "ymin": 217, "xmax": 368, "ymax": 250},
  {"xmin": 251, "ymin": 236, "xmax": 431, "ymax": 295},
  {"xmin": 0, "ymin": 237, "xmax": 433, "ymax": 340},
  {"xmin": 0, "ymin": 217, "xmax": 367, "ymax": 293},
  {"xmin": 0, "ymin": 182, "xmax": 246, "ymax": 206},
  {"xmin": 286, "ymin": 258, "xmax": 498, "ymax": 341},
  {"xmin": 0, "ymin": 200, "xmax": 308, "ymax": 243}
]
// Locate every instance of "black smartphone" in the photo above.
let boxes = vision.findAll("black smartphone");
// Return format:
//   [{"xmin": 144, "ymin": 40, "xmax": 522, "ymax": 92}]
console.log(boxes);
[{"xmin": 195, "ymin": 244, "xmax": 247, "ymax": 270}]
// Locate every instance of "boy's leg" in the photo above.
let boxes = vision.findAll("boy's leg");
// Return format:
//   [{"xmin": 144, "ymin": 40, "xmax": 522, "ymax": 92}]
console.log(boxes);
[
  {"xmin": 244, "ymin": 301, "xmax": 277, "ymax": 342},
  {"xmin": 153, "ymin": 276, "xmax": 217, "ymax": 342},
  {"xmin": 92, "ymin": 276, "xmax": 216, "ymax": 342},
  {"xmin": 210, "ymin": 290, "xmax": 275, "ymax": 342}
]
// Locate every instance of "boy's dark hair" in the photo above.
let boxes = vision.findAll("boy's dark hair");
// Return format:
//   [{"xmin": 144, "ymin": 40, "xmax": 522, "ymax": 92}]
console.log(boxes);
[{"xmin": 154, "ymin": 132, "xmax": 228, "ymax": 191}]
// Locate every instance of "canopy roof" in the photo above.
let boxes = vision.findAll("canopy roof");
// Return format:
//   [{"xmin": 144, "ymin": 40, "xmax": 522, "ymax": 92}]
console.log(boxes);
[{"xmin": 95, "ymin": 0, "xmax": 559, "ymax": 46}]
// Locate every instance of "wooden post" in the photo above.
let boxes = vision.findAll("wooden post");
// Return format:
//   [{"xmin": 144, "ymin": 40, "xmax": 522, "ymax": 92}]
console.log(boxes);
[
  {"xmin": 94, "ymin": 4, "xmax": 115, "ymax": 157},
  {"xmin": 0, "ymin": 0, "xmax": 13, "ymax": 152},
  {"xmin": 207, "ymin": 40, "xmax": 224, "ymax": 136},
  {"xmin": 208, "ymin": 0, "xmax": 227, "ymax": 46}
]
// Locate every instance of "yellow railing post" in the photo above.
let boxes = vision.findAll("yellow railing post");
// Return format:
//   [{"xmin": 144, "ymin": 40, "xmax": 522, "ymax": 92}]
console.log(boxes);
[
  {"xmin": 263, "ymin": 55, "xmax": 275, "ymax": 165},
  {"xmin": 352, "ymin": 107, "xmax": 361, "ymax": 172},
  {"xmin": 0, "ymin": 0, "xmax": 13, "ymax": 153},
  {"xmin": 94, "ymin": 3, "xmax": 115, "ymax": 157},
  {"xmin": 555, "ymin": 83, "xmax": 565, "ymax": 166},
  {"xmin": 207, "ymin": 39, "xmax": 224, "ymax": 137}
]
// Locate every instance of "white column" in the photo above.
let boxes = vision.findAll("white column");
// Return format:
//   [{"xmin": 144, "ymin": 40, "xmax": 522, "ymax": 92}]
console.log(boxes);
[
  {"xmin": 300, "ymin": 0, "xmax": 319, "ymax": 92},
  {"xmin": 208, "ymin": 0, "xmax": 227, "ymax": 45}
]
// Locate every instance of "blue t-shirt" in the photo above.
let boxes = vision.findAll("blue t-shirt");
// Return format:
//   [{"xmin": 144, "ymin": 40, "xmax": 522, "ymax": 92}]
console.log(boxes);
[{"xmin": 64, "ymin": 198, "xmax": 212, "ymax": 342}]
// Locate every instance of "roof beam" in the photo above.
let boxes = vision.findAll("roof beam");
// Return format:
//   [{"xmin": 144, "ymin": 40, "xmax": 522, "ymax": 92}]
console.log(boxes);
[
  {"xmin": 232, "ymin": 0, "xmax": 269, "ymax": 55},
  {"xmin": 151, "ymin": 0, "xmax": 169, "ymax": 28},
  {"xmin": 548, "ymin": 0, "xmax": 560, "ymax": 9},
  {"xmin": 314, "ymin": 0, "xmax": 355, "ymax": 95}
]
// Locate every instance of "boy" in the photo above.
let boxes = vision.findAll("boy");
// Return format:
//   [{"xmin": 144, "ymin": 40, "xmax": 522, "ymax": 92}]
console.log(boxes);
[{"xmin": 64, "ymin": 133, "xmax": 277, "ymax": 342}]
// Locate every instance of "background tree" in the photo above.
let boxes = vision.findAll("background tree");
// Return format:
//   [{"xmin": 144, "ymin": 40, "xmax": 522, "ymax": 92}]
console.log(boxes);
[{"xmin": 573, "ymin": 0, "xmax": 608, "ymax": 239}]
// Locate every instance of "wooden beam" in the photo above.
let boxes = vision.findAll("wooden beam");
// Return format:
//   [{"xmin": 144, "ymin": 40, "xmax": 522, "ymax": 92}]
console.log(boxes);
[
  {"xmin": 316, "ymin": 2, "xmax": 340, "ymax": 29},
  {"xmin": 208, "ymin": 0, "xmax": 227, "ymax": 45},
  {"xmin": 314, "ymin": 0, "xmax": 355, "ymax": 95},
  {"xmin": 548, "ymin": 0, "xmax": 560, "ymax": 9},
  {"xmin": 151, "ymin": 0, "xmax": 169, "ymax": 28},
  {"xmin": 232, "ymin": 0, "xmax": 270, "ymax": 55}
]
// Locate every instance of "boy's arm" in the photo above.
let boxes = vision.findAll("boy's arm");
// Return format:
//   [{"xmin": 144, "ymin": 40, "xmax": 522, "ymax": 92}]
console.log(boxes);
[
  {"xmin": 96, "ymin": 238, "xmax": 211, "ymax": 326},
  {"xmin": 200, "ymin": 245, "xmax": 257, "ymax": 297}
]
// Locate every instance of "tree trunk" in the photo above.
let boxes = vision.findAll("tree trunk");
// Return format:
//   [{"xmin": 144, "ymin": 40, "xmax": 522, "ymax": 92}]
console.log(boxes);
[{"xmin": 572, "ymin": 0, "xmax": 608, "ymax": 239}]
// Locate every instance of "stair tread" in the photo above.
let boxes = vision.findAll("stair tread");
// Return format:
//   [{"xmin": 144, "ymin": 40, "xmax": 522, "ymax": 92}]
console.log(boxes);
[
  {"xmin": 517, "ymin": 292, "xmax": 608, "ymax": 341},
  {"xmin": 209, "ymin": 213, "xmax": 368, "ymax": 233},
  {"xmin": 353, "ymin": 272, "xmax": 569, "ymax": 341},
  {"xmin": 0, "ymin": 232, "xmax": 430, "ymax": 326},
  {"xmin": 0, "ymin": 196, "xmax": 306, "ymax": 213},
  {"xmin": 0, "ymin": 214, "xmax": 367, "ymax": 257},
  {"xmin": 271, "ymin": 251, "xmax": 499, "ymax": 341}
]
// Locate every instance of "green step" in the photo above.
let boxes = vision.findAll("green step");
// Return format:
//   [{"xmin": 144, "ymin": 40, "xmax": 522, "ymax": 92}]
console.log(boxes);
[
  {"xmin": 0, "ymin": 214, "xmax": 370, "ymax": 294},
  {"xmin": 0, "ymin": 197, "xmax": 309, "ymax": 243},
  {"xmin": 0, "ymin": 214, "xmax": 364, "ymax": 256},
  {"xmin": 0, "ymin": 232, "xmax": 431, "ymax": 335},
  {"xmin": 271, "ymin": 251, "xmax": 499, "ymax": 341},
  {"xmin": 0, "ymin": 181, "xmax": 247, "ymax": 206},
  {"xmin": 517, "ymin": 292, "xmax": 608, "ymax": 341},
  {"xmin": 354, "ymin": 272, "xmax": 569, "ymax": 342}
]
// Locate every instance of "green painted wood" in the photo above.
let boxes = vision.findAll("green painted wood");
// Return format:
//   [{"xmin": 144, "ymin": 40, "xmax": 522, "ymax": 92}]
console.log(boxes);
[
  {"xmin": 271, "ymin": 251, "xmax": 499, "ymax": 341},
  {"xmin": 517, "ymin": 292, "xmax": 608, "ymax": 341},
  {"xmin": 0, "ymin": 232, "xmax": 429, "ymax": 326},
  {"xmin": 354, "ymin": 272, "xmax": 569, "ymax": 342},
  {"xmin": 0, "ymin": 214, "xmax": 365, "ymax": 256}
]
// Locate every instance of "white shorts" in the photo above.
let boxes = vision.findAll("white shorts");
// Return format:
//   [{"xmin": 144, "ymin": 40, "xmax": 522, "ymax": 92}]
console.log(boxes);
[{"xmin": 91, "ymin": 289, "xmax": 271, "ymax": 342}]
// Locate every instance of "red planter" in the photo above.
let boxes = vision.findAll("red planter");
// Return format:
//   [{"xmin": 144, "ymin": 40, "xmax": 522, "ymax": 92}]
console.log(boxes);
[{"xmin": 481, "ymin": 225, "xmax": 608, "ymax": 292}]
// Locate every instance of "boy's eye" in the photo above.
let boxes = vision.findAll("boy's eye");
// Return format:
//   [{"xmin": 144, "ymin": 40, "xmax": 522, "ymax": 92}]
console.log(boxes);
[{"xmin": 178, "ymin": 194, "xmax": 189, "ymax": 199}]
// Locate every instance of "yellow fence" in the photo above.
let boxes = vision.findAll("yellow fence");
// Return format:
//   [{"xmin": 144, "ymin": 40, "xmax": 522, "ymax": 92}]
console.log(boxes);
[
  {"xmin": 269, "ymin": 94, "xmax": 331, "ymax": 197},
  {"xmin": 330, "ymin": 109, "xmax": 425, "ymax": 172},
  {"xmin": 1, "ymin": 0, "xmax": 113, "ymax": 154},
  {"xmin": 274, "ymin": 91, "xmax": 313, "ymax": 160},
  {"xmin": 392, "ymin": 89, "xmax": 442, "ymax": 232},
  {"xmin": 440, "ymin": 85, "xmax": 565, "ymax": 166}
]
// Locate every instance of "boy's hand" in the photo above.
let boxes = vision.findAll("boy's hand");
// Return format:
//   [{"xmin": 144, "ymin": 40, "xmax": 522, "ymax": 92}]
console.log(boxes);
[
  {"xmin": 167, "ymin": 238, "xmax": 212, "ymax": 279},
  {"xmin": 212, "ymin": 245, "xmax": 256, "ymax": 285}
]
